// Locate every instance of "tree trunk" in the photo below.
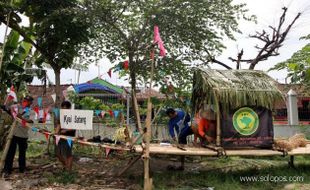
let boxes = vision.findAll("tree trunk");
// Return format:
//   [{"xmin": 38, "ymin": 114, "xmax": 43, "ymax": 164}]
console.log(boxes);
[
  {"xmin": 129, "ymin": 52, "xmax": 143, "ymax": 134},
  {"xmin": 54, "ymin": 67, "xmax": 61, "ymax": 108},
  {"xmin": 53, "ymin": 67, "xmax": 61, "ymax": 131}
]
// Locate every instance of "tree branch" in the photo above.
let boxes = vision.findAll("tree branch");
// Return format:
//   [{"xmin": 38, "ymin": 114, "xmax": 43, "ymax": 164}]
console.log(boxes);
[{"xmin": 227, "ymin": 7, "xmax": 301, "ymax": 70}]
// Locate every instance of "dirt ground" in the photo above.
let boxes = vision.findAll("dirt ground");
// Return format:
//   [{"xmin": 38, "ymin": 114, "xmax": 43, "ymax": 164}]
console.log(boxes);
[
  {"xmin": 0, "ymin": 151, "xmax": 197, "ymax": 190},
  {"xmin": 2, "ymin": 150, "xmax": 310, "ymax": 190}
]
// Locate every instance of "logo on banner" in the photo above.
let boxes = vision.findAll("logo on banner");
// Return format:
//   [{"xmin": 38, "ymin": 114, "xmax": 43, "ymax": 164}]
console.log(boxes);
[{"xmin": 233, "ymin": 107, "xmax": 259, "ymax": 136}]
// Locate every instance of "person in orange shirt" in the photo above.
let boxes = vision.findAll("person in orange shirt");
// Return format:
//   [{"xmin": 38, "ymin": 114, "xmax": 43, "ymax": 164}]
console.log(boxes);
[{"xmin": 192, "ymin": 110, "xmax": 215, "ymax": 145}]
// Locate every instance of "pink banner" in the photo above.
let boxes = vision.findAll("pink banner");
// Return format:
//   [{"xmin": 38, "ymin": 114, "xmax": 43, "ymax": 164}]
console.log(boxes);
[{"xmin": 55, "ymin": 135, "xmax": 61, "ymax": 145}]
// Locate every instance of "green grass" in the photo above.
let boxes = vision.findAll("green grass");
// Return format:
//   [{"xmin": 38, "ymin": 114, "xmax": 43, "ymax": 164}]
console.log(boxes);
[
  {"xmin": 47, "ymin": 170, "xmax": 78, "ymax": 185},
  {"xmin": 27, "ymin": 140, "xmax": 47, "ymax": 158},
  {"xmin": 3, "ymin": 141, "xmax": 310, "ymax": 189},
  {"xmin": 145, "ymin": 156, "xmax": 310, "ymax": 190}
]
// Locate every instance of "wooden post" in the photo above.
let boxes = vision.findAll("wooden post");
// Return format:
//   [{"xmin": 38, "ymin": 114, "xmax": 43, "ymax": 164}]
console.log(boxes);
[
  {"xmin": 143, "ymin": 51, "xmax": 155, "ymax": 190},
  {"xmin": 213, "ymin": 90, "xmax": 221, "ymax": 146},
  {"xmin": 46, "ymin": 133, "xmax": 52, "ymax": 155},
  {"xmin": 0, "ymin": 120, "xmax": 17, "ymax": 171},
  {"xmin": 126, "ymin": 94, "xmax": 130, "ymax": 126},
  {"xmin": 288, "ymin": 155, "xmax": 295, "ymax": 168},
  {"xmin": 132, "ymin": 92, "xmax": 144, "ymax": 134}
]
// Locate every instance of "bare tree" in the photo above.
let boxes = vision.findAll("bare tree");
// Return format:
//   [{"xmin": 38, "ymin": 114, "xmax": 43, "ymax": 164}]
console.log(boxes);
[{"xmin": 212, "ymin": 7, "xmax": 301, "ymax": 70}]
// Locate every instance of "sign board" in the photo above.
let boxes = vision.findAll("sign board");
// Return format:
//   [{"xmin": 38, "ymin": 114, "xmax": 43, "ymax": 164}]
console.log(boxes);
[
  {"xmin": 60, "ymin": 109, "xmax": 93, "ymax": 130},
  {"xmin": 221, "ymin": 107, "xmax": 274, "ymax": 148}
]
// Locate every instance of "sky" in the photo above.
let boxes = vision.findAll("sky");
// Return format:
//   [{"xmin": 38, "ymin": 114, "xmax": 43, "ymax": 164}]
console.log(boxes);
[{"xmin": 1, "ymin": 0, "xmax": 310, "ymax": 86}]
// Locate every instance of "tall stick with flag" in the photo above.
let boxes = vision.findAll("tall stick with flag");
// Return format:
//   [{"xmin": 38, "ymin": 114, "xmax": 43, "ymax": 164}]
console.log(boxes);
[{"xmin": 143, "ymin": 25, "xmax": 167, "ymax": 190}]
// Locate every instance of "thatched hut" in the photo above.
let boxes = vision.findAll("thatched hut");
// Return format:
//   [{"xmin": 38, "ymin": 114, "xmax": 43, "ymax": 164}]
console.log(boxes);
[{"xmin": 192, "ymin": 68, "xmax": 284, "ymax": 148}]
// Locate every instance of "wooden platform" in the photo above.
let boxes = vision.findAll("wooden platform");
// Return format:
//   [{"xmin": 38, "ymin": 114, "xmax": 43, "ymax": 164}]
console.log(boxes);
[{"xmin": 134, "ymin": 144, "xmax": 310, "ymax": 157}]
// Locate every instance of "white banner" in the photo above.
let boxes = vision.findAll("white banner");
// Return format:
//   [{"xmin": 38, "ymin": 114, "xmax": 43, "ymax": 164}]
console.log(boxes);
[{"xmin": 60, "ymin": 109, "xmax": 93, "ymax": 130}]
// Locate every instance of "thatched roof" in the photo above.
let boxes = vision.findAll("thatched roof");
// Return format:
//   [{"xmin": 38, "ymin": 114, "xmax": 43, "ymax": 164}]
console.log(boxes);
[{"xmin": 192, "ymin": 68, "xmax": 284, "ymax": 112}]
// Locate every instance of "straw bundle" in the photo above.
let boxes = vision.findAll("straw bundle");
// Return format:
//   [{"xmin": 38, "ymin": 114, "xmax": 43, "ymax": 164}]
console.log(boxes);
[
  {"xmin": 274, "ymin": 139, "xmax": 294, "ymax": 151},
  {"xmin": 274, "ymin": 134, "xmax": 308, "ymax": 151},
  {"xmin": 289, "ymin": 133, "xmax": 307, "ymax": 148}
]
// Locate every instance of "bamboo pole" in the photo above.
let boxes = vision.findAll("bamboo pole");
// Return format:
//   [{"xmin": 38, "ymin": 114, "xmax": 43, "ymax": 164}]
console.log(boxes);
[
  {"xmin": 0, "ymin": 120, "xmax": 17, "ymax": 172},
  {"xmin": 132, "ymin": 91, "xmax": 143, "ymax": 134},
  {"xmin": 117, "ymin": 155, "xmax": 141, "ymax": 176},
  {"xmin": 213, "ymin": 90, "xmax": 221, "ymax": 146},
  {"xmin": 143, "ymin": 52, "xmax": 155, "ymax": 190}
]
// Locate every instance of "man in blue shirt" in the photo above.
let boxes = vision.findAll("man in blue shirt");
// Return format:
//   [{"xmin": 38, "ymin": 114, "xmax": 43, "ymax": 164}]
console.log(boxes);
[{"xmin": 166, "ymin": 108, "xmax": 193, "ymax": 144}]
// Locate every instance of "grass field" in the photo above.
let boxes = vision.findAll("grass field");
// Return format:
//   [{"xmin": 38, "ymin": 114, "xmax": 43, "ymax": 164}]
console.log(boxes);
[
  {"xmin": 146, "ymin": 156, "xmax": 310, "ymax": 190},
  {"xmin": 1, "ymin": 141, "xmax": 310, "ymax": 189}
]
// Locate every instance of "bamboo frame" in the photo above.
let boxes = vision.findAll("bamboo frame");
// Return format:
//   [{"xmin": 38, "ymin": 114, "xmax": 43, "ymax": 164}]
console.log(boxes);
[
  {"xmin": 0, "ymin": 120, "xmax": 17, "ymax": 172},
  {"xmin": 143, "ymin": 51, "xmax": 155, "ymax": 190},
  {"xmin": 213, "ymin": 90, "xmax": 221, "ymax": 146}
]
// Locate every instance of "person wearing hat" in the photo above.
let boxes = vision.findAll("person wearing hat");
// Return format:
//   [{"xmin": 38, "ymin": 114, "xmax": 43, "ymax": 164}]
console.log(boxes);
[{"xmin": 2, "ymin": 95, "xmax": 34, "ymax": 176}]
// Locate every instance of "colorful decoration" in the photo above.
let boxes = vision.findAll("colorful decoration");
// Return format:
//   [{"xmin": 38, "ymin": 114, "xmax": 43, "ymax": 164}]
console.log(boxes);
[
  {"xmin": 107, "ymin": 69, "xmax": 112, "ymax": 78},
  {"xmin": 153, "ymin": 25, "xmax": 166, "ymax": 57},
  {"xmin": 53, "ymin": 108, "xmax": 60, "ymax": 119},
  {"xmin": 38, "ymin": 97, "xmax": 42, "ymax": 107},
  {"xmin": 123, "ymin": 60, "xmax": 129, "ymax": 70},
  {"xmin": 5, "ymin": 86, "xmax": 17, "ymax": 104},
  {"xmin": 31, "ymin": 127, "xmax": 38, "ymax": 132},
  {"xmin": 113, "ymin": 110, "xmax": 120, "ymax": 118},
  {"xmin": 67, "ymin": 137, "xmax": 73, "ymax": 147},
  {"xmin": 44, "ymin": 133, "xmax": 49, "ymax": 141},
  {"xmin": 105, "ymin": 148, "xmax": 111, "ymax": 158},
  {"xmin": 101, "ymin": 111, "xmax": 106, "ymax": 118},
  {"xmin": 63, "ymin": 90, "xmax": 68, "ymax": 100},
  {"xmin": 51, "ymin": 94, "xmax": 56, "ymax": 102},
  {"xmin": 109, "ymin": 110, "xmax": 113, "ymax": 117},
  {"xmin": 95, "ymin": 110, "xmax": 101, "ymax": 116},
  {"xmin": 34, "ymin": 106, "xmax": 39, "ymax": 115},
  {"xmin": 23, "ymin": 107, "xmax": 30, "ymax": 116},
  {"xmin": 10, "ymin": 105, "xmax": 18, "ymax": 119},
  {"xmin": 55, "ymin": 135, "xmax": 61, "ymax": 145}
]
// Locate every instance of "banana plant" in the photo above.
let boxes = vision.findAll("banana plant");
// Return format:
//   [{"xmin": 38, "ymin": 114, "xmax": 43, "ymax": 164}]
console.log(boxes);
[{"xmin": 0, "ymin": 29, "xmax": 45, "ymax": 99}]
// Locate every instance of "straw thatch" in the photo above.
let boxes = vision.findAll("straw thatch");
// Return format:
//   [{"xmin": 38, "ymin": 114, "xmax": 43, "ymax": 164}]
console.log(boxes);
[{"xmin": 192, "ymin": 68, "xmax": 284, "ymax": 112}]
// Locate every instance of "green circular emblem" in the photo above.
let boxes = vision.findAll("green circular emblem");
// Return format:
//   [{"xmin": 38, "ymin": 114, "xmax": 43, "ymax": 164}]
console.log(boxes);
[{"xmin": 233, "ymin": 107, "xmax": 259, "ymax": 136}]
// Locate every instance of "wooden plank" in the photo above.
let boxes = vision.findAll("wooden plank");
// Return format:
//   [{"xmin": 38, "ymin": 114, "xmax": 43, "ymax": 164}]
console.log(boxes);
[{"xmin": 135, "ymin": 144, "xmax": 310, "ymax": 157}]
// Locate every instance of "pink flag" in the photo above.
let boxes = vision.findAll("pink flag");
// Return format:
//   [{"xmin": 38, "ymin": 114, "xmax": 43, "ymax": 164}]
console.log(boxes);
[
  {"xmin": 10, "ymin": 105, "xmax": 18, "ymax": 118},
  {"xmin": 153, "ymin": 26, "xmax": 166, "ymax": 57},
  {"xmin": 107, "ymin": 69, "xmax": 112, "ymax": 78},
  {"xmin": 5, "ymin": 86, "xmax": 17, "ymax": 104},
  {"xmin": 105, "ymin": 148, "xmax": 111, "ymax": 158},
  {"xmin": 101, "ymin": 111, "xmax": 106, "ymax": 118},
  {"xmin": 44, "ymin": 133, "xmax": 49, "ymax": 141},
  {"xmin": 55, "ymin": 135, "xmax": 61, "ymax": 145}
]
